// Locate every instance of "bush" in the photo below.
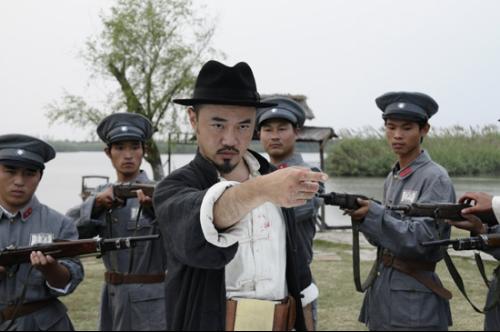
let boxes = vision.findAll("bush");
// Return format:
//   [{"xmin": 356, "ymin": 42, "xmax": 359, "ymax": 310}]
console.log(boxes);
[{"xmin": 327, "ymin": 125, "xmax": 500, "ymax": 177}]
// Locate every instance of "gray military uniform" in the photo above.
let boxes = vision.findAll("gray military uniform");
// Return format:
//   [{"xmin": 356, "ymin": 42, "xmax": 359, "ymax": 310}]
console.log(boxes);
[
  {"xmin": 359, "ymin": 150, "xmax": 455, "ymax": 331},
  {"xmin": 68, "ymin": 171, "xmax": 167, "ymax": 331},
  {"xmin": 0, "ymin": 196, "xmax": 84, "ymax": 331},
  {"xmin": 484, "ymin": 225, "xmax": 500, "ymax": 331}
]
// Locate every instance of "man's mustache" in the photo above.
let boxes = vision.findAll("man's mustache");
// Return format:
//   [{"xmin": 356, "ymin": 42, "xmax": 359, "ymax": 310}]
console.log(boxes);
[{"xmin": 216, "ymin": 147, "xmax": 239, "ymax": 154}]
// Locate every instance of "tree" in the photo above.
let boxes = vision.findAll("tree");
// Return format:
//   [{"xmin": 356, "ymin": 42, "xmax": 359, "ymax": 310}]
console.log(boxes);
[{"xmin": 47, "ymin": 0, "xmax": 218, "ymax": 180}]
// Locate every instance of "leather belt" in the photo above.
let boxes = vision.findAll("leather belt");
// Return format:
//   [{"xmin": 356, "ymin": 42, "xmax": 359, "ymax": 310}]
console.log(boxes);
[
  {"xmin": 382, "ymin": 253, "xmax": 453, "ymax": 300},
  {"xmin": 104, "ymin": 271, "xmax": 165, "ymax": 285},
  {"xmin": 0, "ymin": 299, "xmax": 57, "ymax": 323},
  {"xmin": 225, "ymin": 296, "xmax": 296, "ymax": 331}
]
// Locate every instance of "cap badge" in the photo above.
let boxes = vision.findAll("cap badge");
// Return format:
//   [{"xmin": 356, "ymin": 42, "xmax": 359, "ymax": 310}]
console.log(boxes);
[
  {"xmin": 17, "ymin": 149, "xmax": 24, "ymax": 156},
  {"xmin": 271, "ymin": 108, "xmax": 278, "ymax": 113},
  {"xmin": 121, "ymin": 126, "xmax": 128, "ymax": 132},
  {"xmin": 398, "ymin": 103, "xmax": 406, "ymax": 109}
]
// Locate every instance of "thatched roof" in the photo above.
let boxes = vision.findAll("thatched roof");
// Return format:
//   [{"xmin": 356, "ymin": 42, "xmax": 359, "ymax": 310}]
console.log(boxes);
[
  {"xmin": 298, "ymin": 126, "xmax": 338, "ymax": 142},
  {"xmin": 261, "ymin": 93, "xmax": 315, "ymax": 120}
]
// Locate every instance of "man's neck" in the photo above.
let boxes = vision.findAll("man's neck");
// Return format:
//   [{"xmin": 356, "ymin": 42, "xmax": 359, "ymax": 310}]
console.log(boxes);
[
  {"xmin": 397, "ymin": 147, "xmax": 422, "ymax": 170},
  {"xmin": 116, "ymin": 170, "xmax": 141, "ymax": 183},
  {"xmin": 221, "ymin": 158, "xmax": 250, "ymax": 183},
  {"xmin": 270, "ymin": 151, "xmax": 295, "ymax": 166},
  {"xmin": 0, "ymin": 199, "xmax": 28, "ymax": 216}
]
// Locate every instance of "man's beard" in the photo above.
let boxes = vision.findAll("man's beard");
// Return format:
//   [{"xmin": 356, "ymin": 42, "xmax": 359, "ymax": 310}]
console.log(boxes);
[
  {"xmin": 213, "ymin": 146, "xmax": 240, "ymax": 174},
  {"xmin": 214, "ymin": 159, "xmax": 238, "ymax": 174}
]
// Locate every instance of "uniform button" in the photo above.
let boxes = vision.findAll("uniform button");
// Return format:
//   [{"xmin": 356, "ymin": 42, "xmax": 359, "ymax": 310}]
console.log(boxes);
[{"xmin": 113, "ymin": 218, "xmax": 118, "ymax": 223}]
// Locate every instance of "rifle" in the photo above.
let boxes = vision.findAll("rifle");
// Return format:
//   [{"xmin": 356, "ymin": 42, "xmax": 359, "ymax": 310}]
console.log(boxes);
[
  {"xmin": 113, "ymin": 183, "xmax": 155, "ymax": 199},
  {"xmin": 0, "ymin": 235, "xmax": 159, "ymax": 267},
  {"xmin": 422, "ymin": 233, "xmax": 500, "ymax": 251},
  {"xmin": 318, "ymin": 192, "xmax": 376, "ymax": 209},
  {"xmin": 389, "ymin": 202, "xmax": 498, "ymax": 226}
]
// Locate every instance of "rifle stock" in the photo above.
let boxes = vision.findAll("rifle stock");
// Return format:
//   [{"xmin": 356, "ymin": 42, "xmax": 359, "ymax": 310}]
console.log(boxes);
[
  {"xmin": 0, "ymin": 235, "xmax": 159, "ymax": 267},
  {"xmin": 113, "ymin": 183, "xmax": 155, "ymax": 199}
]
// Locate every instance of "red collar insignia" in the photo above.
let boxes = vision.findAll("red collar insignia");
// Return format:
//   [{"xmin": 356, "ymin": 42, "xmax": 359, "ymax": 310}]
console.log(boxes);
[
  {"xmin": 22, "ymin": 207, "xmax": 33, "ymax": 220},
  {"xmin": 278, "ymin": 163, "xmax": 288, "ymax": 169},
  {"xmin": 399, "ymin": 167, "xmax": 413, "ymax": 178}
]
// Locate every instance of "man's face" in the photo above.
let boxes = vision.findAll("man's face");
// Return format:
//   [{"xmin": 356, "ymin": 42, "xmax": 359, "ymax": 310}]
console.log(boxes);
[
  {"xmin": 0, "ymin": 164, "xmax": 41, "ymax": 211},
  {"xmin": 259, "ymin": 119, "xmax": 298, "ymax": 162},
  {"xmin": 105, "ymin": 140, "xmax": 144, "ymax": 177},
  {"xmin": 385, "ymin": 119, "xmax": 430, "ymax": 156},
  {"xmin": 189, "ymin": 104, "xmax": 256, "ymax": 174}
]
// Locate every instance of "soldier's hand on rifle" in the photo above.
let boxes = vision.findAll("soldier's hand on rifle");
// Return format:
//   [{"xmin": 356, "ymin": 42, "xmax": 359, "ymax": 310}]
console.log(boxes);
[
  {"xmin": 263, "ymin": 167, "xmax": 328, "ymax": 208},
  {"xmin": 136, "ymin": 189, "xmax": 153, "ymax": 207},
  {"xmin": 459, "ymin": 192, "xmax": 493, "ymax": 215},
  {"xmin": 30, "ymin": 251, "xmax": 71, "ymax": 289},
  {"xmin": 95, "ymin": 187, "xmax": 124, "ymax": 210},
  {"xmin": 346, "ymin": 198, "xmax": 371, "ymax": 221},
  {"xmin": 448, "ymin": 214, "xmax": 488, "ymax": 236}
]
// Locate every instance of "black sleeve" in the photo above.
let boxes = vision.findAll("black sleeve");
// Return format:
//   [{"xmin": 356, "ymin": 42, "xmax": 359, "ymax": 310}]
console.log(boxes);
[{"xmin": 153, "ymin": 170, "xmax": 238, "ymax": 269}]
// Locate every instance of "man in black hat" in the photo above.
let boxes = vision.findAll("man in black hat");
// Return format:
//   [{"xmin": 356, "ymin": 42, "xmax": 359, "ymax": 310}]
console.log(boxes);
[
  {"xmin": 257, "ymin": 96, "xmax": 323, "ymax": 330},
  {"xmin": 0, "ymin": 134, "xmax": 84, "ymax": 330},
  {"xmin": 67, "ymin": 113, "xmax": 167, "ymax": 330},
  {"xmin": 153, "ymin": 60, "xmax": 327, "ymax": 331},
  {"xmin": 348, "ymin": 92, "xmax": 456, "ymax": 330}
]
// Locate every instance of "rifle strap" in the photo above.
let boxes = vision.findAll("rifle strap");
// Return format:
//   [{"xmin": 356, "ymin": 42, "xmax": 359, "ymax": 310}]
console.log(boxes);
[
  {"xmin": 443, "ymin": 251, "xmax": 486, "ymax": 314},
  {"xmin": 352, "ymin": 220, "xmax": 379, "ymax": 292},
  {"xmin": 128, "ymin": 205, "xmax": 144, "ymax": 274},
  {"xmin": 475, "ymin": 253, "xmax": 492, "ymax": 288},
  {"xmin": 106, "ymin": 210, "xmax": 120, "ymax": 272}
]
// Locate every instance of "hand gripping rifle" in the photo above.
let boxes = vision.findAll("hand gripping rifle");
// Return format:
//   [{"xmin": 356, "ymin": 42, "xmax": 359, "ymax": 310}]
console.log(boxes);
[
  {"xmin": 389, "ymin": 202, "xmax": 498, "ymax": 226},
  {"xmin": 422, "ymin": 233, "xmax": 500, "ymax": 251},
  {"xmin": 112, "ymin": 183, "xmax": 155, "ymax": 200},
  {"xmin": 318, "ymin": 192, "xmax": 381, "ymax": 293},
  {"xmin": 0, "ymin": 235, "xmax": 159, "ymax": 267}
]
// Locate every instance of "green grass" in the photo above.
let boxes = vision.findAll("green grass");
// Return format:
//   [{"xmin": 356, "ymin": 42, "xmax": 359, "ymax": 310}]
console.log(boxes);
[{"xmin": 61, "ymin": 241, "xmax": 497, "ymax": 331}]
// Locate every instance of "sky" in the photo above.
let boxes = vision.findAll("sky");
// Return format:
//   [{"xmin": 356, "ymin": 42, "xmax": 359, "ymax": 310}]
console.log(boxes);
[{"xmin": 1, "ymin": 0, "xmax": 499, "ymax": 141}]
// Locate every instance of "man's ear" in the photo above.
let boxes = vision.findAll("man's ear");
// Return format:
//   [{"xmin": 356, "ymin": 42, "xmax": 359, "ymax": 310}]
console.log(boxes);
[
  {"xmin": 188, "ymin": 107, "xmax": 197, "ymax": 130},
  {"xmin": 421, "ymin": 123, "xmax": 431, "ymax": 137},
  {"xmin": 104, "ymin": 147, "xmax": 112, "ymax": 159}
]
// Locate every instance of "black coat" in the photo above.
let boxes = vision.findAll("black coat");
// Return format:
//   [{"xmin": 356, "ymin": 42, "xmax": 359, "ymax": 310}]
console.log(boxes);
[{"xmin": 153, "ymin": 150, "xmax": 311, "ymax": 331}]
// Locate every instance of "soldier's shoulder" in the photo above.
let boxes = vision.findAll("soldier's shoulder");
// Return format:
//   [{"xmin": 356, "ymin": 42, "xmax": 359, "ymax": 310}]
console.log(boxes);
[{"xmin": 425, "ymin": 160, "xmax": 451, "ymax": 180}]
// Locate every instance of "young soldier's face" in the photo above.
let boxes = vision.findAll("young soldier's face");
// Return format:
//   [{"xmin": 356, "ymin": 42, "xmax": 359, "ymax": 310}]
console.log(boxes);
[
  {"xmin": 189, "ymin": 105, "xmax": 256, "ymax": 174},
  {"xmin": 105, "ymin": 141, "xmax": 144, "ymax": 177},
  {"xmin": 385, "ymin": 119, "xmax": 430, "ymax": 156},
  {"xmin": 0, "ymin": 164, "xmax": 41, "ymax": 211},
  {"xmin": 259, "ymin": 119, "xmax": 298, "ymax": 162}
]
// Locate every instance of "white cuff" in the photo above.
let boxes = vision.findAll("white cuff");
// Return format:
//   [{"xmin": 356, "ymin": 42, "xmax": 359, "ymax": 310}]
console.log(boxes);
[
  {"xmin": 200, "ymin": 181, "xmax": 243, "ymax": 248},
  {"xmin": 493, "ymin": 196, "xmax": 500, "ymax": 222},
  {"xmin": 300, "ymin": 283, "xmax": 319, "ymax": 307},
  {"xmin": 46, "ymin": 281, "xmax": 72, "ymax": 294}
]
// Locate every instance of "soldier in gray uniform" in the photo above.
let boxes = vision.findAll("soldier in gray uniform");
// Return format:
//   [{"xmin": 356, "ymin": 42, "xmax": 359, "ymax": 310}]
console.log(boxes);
[
  {"xmin": 257, "ymin": 96, "xmax": 323, "ymax": 330},
  {"xmin": 0, "ymin": 134, "xmax": 84, "ymax": 331},
  {"xmin": 349, "ymin": 92, "xmax": 455, "ymax": 331},
  {"xmin": 67, "ymin": 113, "xmax": 167, "ymax": 331},
  {"xmin": 452, "ymin": 192, "xmax": 500, "ymax": 331}
]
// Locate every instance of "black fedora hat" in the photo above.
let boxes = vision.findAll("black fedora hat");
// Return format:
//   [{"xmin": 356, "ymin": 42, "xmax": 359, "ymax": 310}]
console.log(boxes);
[{"xmin": 174, "ymin": 60, "xmax": 275, "ymax": 108}]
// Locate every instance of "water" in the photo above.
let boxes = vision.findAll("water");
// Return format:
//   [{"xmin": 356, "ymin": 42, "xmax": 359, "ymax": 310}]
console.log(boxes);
[{"xmin": 36, "ymin": 152, "xmax": 500, "ymax": 226}]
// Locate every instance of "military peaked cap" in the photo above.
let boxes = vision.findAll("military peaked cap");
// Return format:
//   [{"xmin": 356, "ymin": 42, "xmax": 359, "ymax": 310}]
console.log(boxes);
[
  {"xmin": 0, "ymin": 134, "xmax": 55, "ymax": 170},
  {"xmin": 256, "ymin": 97, "xmax": 306, "ymax": 129},
  {"xmin": 376, "ymin": 91, "xmax": 438, "ymax": 123},
  {"xmin": 97, "ymin": 113, "xmax": 153, "ymax": 144}
]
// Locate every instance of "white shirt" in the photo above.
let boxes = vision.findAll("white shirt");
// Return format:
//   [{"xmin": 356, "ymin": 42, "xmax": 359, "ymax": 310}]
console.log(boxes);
[
  {"xmin": 493, "ymin": 196, "xmax": 500, "ymax": 221},
  {"xmin": 200, "ymin": 152, "xmax": 288, "ymax": 301}
]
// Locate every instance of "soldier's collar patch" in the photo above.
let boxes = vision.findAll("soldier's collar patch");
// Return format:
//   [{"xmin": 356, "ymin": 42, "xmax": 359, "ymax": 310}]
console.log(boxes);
[
  {"xmin": 399, "ymin": 167, "xmax": 413, "ymax": 178},
  {"xmin": 278, "ymin": 163, "xmax": 288, "ymax": 169},
  {"xmin": 22, "ymin": 207, "xmax": 33, "ymax": 220}
]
